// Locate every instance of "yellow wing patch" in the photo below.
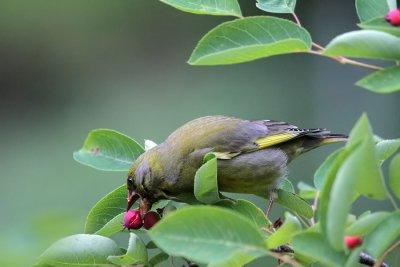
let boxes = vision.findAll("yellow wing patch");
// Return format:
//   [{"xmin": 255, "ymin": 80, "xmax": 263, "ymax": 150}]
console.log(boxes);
[{"xmin": 256, "ymin": 133, "xmax": 299, "ymax": 149}]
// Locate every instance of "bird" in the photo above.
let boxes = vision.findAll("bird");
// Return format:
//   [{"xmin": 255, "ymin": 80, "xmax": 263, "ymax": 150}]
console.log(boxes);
[{"xmin": 125, "ymin": 115, "xmax": 347, "ymax": 215}]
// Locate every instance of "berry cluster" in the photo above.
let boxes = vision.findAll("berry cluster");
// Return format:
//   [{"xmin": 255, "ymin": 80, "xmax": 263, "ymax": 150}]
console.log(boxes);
[
  {"xmin": 124, "ymin": 209, "xmax": 160, "ymax": 230},
  {"xmin": 386, "ymin": 9, "xmax": 400, "ymax": 26}
]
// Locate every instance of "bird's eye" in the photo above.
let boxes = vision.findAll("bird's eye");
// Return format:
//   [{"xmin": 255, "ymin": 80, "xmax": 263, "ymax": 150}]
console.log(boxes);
[{"xmin": 127, "ymin": 178, "xmax": 134, "ymax": 189}]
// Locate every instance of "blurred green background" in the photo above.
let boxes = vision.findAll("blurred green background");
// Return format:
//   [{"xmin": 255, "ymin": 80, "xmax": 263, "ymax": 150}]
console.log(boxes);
[{"xmin": 1, "ymin": 0, "xmax": 399, "ymax": 266}]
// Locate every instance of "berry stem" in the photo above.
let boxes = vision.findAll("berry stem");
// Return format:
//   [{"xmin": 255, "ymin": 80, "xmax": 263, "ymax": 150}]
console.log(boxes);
[
  {"xmin": 374, "ymin": 240, "xmax": 400, "ymax": 267},
  {"xmin": 291, "ymin": 13, "xmax": 383, "ymax": 71}
]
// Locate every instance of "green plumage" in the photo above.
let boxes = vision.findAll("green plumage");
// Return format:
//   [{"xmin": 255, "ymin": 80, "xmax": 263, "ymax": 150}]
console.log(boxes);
[{"xmin": 127, "ymin": 116, "xmax": 346, "ymax": 203}]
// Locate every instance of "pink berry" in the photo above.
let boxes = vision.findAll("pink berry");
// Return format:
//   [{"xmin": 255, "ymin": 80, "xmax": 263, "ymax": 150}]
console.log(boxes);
[
  {"xmin": 344, "ymin": 236, "xmax": 363, "ymax": 249},
  {"xmin": 386, "ymin": 9, "xmax": 400, "ymax": 26},
  {"xmin": 143, "ymin": 211, "xmax": 160, "ymax": 230},
  {"xmin": 124, "ymin": 209, "xmax": 143, "ymax": 229}
]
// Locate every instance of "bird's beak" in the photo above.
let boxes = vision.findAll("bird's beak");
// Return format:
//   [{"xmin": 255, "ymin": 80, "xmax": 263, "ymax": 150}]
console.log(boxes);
[{"xmin": 126, "ymin": 189, "xmax": 139, "ymax": 211}]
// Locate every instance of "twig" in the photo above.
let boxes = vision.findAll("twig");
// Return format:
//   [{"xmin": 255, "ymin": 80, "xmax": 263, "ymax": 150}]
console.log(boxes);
[
  {"xmin": 309, "ymin": 50, "xmax": 383, "ymax": 70},
  {"xmin": 291, "ymin": 13, "xmax": 383, "ymax": 71},
  {"xmin": 374, "ymin": 240, "xmax": 400, "ymax": 267}
]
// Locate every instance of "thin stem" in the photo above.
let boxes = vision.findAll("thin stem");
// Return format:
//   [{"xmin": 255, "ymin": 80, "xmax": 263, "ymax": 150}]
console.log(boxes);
[
  {"xmin": 374, "ymin": 240, "xmax": 400, "ymax": 267},
  {"xmin": 308, "ymin": 50, "xmax": 383, "ymax": 70},
  {"xmin": 291, "ymin": 12, "xmax": 301, "ymax": 26},
  {"xmin": 291, "ymin": 13, "xmax": 384, "ymax": 71}
]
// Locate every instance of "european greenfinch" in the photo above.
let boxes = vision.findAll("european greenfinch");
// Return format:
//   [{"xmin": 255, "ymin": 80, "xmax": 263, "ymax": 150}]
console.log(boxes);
[{"xmin": 126, "ymin": 116, "xmax": 346, "ymax": 214}]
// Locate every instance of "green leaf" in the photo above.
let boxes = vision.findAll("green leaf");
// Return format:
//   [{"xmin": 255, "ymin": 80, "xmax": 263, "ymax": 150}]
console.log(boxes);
[
  {"xmin": 292, "ymin": 232, "xmax": 346, "ymax": 267},
  {"xmin": 266, "ymin": 212, "xmax": 301, "ymax": 249},
  {"xmin": 376, "ymin": 138, "xmax": 400, "ymax": 161},
  {"xmin": 144, "ymin": 139, "xmax": 157, "ymax": 151},
  {"xmin": 148, "ymin": 206, "xmax": 267, "ymax": 265},
  {"xmin": 344, "ymin": 247, "xmax": 363, "ymax": 267},
  {"xmin": 318, "ymin": 147, "xmax": 354, "ymax": 243},
  {"xmin": 346, "ymin": 212, "xmax": 390, "ymax": 236},
  {"xmin": 347, "ymin": 114, "xmax": 387, "ymax": 199},
  {"xmin": 95, "ymin": 212, "xmax": 124, "ymax": 237},
  {"xmin": 359, "ymin": 17, "xmax": 400, "ymax": 37},
  {"xmin": 194, "ymin": 153, "xmax": 220, "ymax": 204},
  {"xmin": 217, "ymin": 199, "xmax": 270, "ymax": 228},
  {"xmin": 85, "ymin": 185, "xmax": 128, "ymax": 234},
  {"xmin": 325, "ymin": 145, "xmax": 360, "ymax": 250},
  {"xmin": 256, "ymin": 0, "xmax": 296, "ymax": 13},
  {"xmin": 188, "ymin": 16, "xmax": 312, "ymax": 65},
  {"xmin": 355, "ymin": 0, "xmax": 391, "ymax": 22},
  {"xmin": 314, "ymin": 147, "xmax": 345, "ymax": 190},
  {"xmin": 364, "ymin": 211, "xmax": 400, "ymax": 258},
  {"xmin": 159, "ymin": 0, "xmax": 242, "ymax": 17},
  {"xmin": 148, "ymin": 252, "xmax": 169, "ymax": 267},
  {"xmin": 276, "ymin": 189, "xmax": 313, "ymax": 219},
  {"xmin": 324, "ymin": 30, "xmax": 400, "ymax": 61},
  {"xmin": 280, "ymin": 178, "xmax": 295, "ymax": 193},
  {"xmin": 107, "ymin": 233, "xmax": 148, "ymax": 265},
  {"xmin": 208, "ymin": 250, "xmax": 259, "ymax": 267},
  {"xmin": 36, "ymin": 234, "xmax": 121, "ymax": 266},
  {"xmin": 73, "ymin": 129, "xmax": 144, "ymax": 171},
  {"xmin": 389, "ymin": 153, "xmax": 400, "ymax": 199},
  {"xmin": 356, "ymin": 66, "xmax": 400, "ymax": 93},
  {"xmin": 297, "ymin": 182, "xmax": 317, "ymax": 199}
]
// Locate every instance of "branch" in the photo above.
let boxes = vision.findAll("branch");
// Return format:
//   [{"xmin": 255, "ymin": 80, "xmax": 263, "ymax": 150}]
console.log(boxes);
[
  {"xmin": 373, "ymin": 240, "xmax": 400, "ymax": 267},
  {"xmin": 290, "ymin": 13, "xmax": 383, "ymax": 71}
]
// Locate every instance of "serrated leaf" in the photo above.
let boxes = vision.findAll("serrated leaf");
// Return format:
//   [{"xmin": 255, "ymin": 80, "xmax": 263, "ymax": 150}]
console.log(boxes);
[
  {"xmin": 256, "ymin": 0, "xmax": 296, "ymax": 13},
  {"xmin": 314, "ymin": 147, "xmax": 345, "ymax": 190},
  {"xmin": 159, "ymin": 0, "xmax": 242, "ymax": 17},
  {"xmin": 36, "ymin": 234, "xmax": 121, "ymax": 266},
  {"xmin": 194, "ymin": 153, "xmax": 220, "ymax": 204},
  {"xmin": 324, "ymin": 30, "xmax": 400, "ymax": 61},
  {"xmin": 107, "ymin": 233, "xmax": 148, "ymax": 265},
  {"xmin": 266, "ymin": 212, "xmax": 301, "ymax": 249},
  {"xmin": 280, "ymin": 178, "xmax": 295, "ymax": 193},
  {"xmin": 389, "ymin": 153, "xmax": 400, "ymax": 199},
  {"xmin": 73, "ymin": 129, "xmax": 144, "ymax": 171},
  {"xmin": 292, "ymin": 232, "xmax": 346, "ymax": 267},
  {"xmin": 188, "ymin": 16, "xmax": 311, "ymax": 65},
  {"xmin": 356, "ymin": 66, "xmax": 400, "ymax": 93},
  {"xmin": 276, "ymin": 189, "xmax": 313, "ymax": 219},
  {"xmin": 145, "ymin": 139, "xmax": 157, "ymax": 151},
  {"xmin": 148, "ymin": 206, "xmax": 267, "ymax": 265},
  {"xmin": 359, "ymin": 17, "xmax": 400, "ymax": 37},
  {"xmin": 364, "ymin": 211, "xmax": 400, "ymax": 258},
  {"xmin": 217, "ymin": 199, "xmax": 270, "ymax": 228},
  {"xmin": 356, "ymin": 0, "xmax": 391, "ymax": 22},
  {"xmin": 85, "ymin": 185, "xmax": 128, "ymax": 234},
  {"xmin": 346, "ymin": 212, "xmax": 390, "ymax": 236}
]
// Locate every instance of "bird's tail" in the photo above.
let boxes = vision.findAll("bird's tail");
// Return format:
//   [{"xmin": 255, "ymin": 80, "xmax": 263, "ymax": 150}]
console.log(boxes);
[{"xmin": 302, "ymin": 128, "xmax": 348, "ymax": 148}]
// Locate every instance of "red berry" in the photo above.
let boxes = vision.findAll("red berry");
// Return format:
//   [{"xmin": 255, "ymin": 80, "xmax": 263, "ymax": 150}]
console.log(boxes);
[
  {"xmin": 344, "ymin": 236, "xmax": 363, "ymax": 249},
  {"xmin": 386, "ymin": 9, "xmax": 400, "ymax": 26},
  {"xmin": 143, "ymin": 211, "xmax": 160, "ymax": 230},
  {"xmin": 124, "ymin": 209, "xmax": 143, "ymax": 229}
]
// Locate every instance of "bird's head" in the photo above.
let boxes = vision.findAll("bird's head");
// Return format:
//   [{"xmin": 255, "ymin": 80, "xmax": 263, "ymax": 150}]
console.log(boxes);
[{"xmin": 126, "ymin": 148, "xmax": 167, "ymax": 215}]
